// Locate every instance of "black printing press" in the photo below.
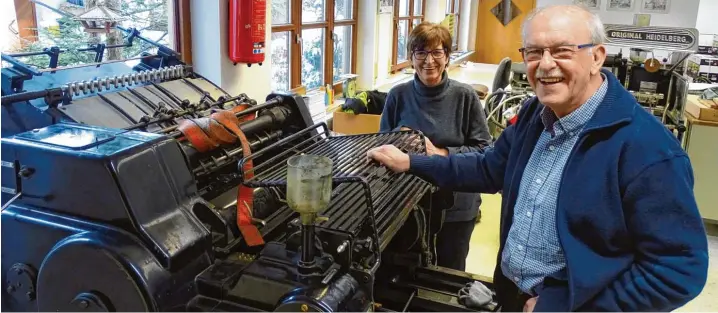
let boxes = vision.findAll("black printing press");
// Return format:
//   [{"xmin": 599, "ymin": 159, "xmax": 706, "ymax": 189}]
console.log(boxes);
[{"xmin": 1, "ymin": 27, "xmax": 497, "ymax": 312}]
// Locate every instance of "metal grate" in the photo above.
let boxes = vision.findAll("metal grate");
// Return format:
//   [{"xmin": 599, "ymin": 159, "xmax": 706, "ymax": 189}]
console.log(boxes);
[{"xmin": 237, "ymin": 122, "xmax": 434, "ymax": 254}]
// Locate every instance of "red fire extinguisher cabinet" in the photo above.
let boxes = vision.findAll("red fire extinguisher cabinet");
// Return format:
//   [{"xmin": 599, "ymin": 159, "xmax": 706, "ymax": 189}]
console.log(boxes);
[{"xmin": 229, "ymin": 0, "xmax": 266, "ymax": 66}]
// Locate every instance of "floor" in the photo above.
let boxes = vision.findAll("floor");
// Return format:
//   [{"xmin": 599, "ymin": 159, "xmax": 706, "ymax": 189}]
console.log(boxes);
[{"xmin": 465, "ymin": 193, "xmax": 718, "ymax": 312}]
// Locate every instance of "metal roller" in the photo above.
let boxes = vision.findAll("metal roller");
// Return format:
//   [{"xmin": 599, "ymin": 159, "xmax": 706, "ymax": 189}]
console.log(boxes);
[{"xmin": 62, "ymin": 65, "xmax": 187, "ymax": 97}]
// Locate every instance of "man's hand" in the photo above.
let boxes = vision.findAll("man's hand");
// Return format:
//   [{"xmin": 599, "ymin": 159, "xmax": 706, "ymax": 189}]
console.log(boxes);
[
  {"xmin": 523, "ymin": 296, "xmax": 538, "ymax": 312},
  {"xmin": 367, "ymin": 145, "xmax": 410, "ymax": 173}
]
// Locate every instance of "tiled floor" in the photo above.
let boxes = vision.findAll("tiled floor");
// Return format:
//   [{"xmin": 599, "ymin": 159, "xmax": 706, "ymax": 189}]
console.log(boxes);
[{"xmin": 465, "ymin": 193, "xmax": 718, "ymax": 312}]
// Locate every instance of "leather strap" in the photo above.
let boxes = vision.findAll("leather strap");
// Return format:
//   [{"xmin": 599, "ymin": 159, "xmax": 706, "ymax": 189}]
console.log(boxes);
[
  {"xmin": 177, "ymin": 105, "xmax": 264, "ymax": 246},
  {"xmin": 211, "ymin": 111, "xmax": 264, "ymax": 246}
]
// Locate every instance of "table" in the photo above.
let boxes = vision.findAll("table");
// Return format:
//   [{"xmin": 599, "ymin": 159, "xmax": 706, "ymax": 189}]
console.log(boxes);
[{"xmin": 683, "ymin": 112, "xmax": 718, "ymax": 223}]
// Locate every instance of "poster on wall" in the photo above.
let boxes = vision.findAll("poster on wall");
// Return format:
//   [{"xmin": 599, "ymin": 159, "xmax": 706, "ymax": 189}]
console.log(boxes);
[
  {"xmin": 607, "ymin": 0, "xmax": 635, "ymax": 11},
  {"xmin": 379, "ymin": 0, "xmax": 393, "ymax": 14},
  {"xmin": 573, "ymin": 0, "xmax": 601, "ymax": 10},
  {"xmin": 641, "ymin": 0, "xmax": 670, "ymax": 14}
]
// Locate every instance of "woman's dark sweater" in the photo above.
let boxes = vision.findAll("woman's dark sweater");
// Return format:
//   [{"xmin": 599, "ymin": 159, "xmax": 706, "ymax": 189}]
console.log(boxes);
[{"xmin": 379, "ymin": 71, "xmax": 492, "ymax": 222}]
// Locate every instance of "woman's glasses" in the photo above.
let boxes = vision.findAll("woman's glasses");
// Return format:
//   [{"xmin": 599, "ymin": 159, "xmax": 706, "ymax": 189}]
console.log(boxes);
[{"xmin": 413, "ymin": 49, "xmax": 447, "ymax": 60}]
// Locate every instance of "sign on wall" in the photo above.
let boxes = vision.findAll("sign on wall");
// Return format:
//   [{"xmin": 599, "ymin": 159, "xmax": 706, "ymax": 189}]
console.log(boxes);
[{"xmin": 604, "ymin": 24, "xmax": 699, "ymax": 52}]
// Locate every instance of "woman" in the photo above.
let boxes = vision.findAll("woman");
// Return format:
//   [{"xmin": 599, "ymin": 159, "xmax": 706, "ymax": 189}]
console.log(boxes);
[{"xmin": 379, "ymin": 22, "xmax": 492, "ymax": 271}]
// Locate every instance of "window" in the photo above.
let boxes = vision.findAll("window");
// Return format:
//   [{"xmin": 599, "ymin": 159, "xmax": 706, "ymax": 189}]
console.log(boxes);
[
  {"xmin": 271, "ymin": 0, "xmax": 358, "ymax": 92},
  {"xmin": 391, "ymin": 0, "xmax": 426, "ymax": 73},
  {"xmin": 3, "ymin": 0, "xmax": 177, "ymax": 69},
  {"xmin": 446, "ymin": 0, "xmax": 460, "ymax": 51}
]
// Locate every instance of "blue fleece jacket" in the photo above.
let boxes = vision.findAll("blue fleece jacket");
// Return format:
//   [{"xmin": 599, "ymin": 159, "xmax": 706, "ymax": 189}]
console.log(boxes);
[{"xmin": 408, "ymin": 70, "xmax": 709, "ymax": 311}]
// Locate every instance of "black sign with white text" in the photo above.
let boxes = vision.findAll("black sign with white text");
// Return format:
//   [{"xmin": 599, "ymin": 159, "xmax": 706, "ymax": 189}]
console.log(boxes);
[{"xmin": 603, "ymin": 24, "xmax": 699, "ymax": 52}]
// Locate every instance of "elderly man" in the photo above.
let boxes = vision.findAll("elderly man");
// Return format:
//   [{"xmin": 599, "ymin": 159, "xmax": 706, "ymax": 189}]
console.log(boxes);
[{"xmin": 367, "ymin": 4, "xmax": 708, "ymax": 312}]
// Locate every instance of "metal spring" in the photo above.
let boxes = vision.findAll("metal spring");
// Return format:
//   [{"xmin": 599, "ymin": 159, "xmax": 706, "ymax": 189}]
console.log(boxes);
[{"xmin": 64, "ymin": 65, "xmax": 186, "ymax": 97}]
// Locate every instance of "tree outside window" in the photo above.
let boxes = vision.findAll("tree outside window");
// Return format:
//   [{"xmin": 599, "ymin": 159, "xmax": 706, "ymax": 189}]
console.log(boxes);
[
  {"xmin": 4, "ymin": 0, "xmax": 173, "ymax": 69},
  {"xmin": 271, "ymin": 0, "xmax": 358, "ymax": 92}
]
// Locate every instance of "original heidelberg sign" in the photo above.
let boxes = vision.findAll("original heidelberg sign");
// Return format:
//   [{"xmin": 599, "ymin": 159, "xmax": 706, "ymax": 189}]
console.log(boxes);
[{"xmin": 604, "ymin": 24, "xmax": 699, "ymax": 52}]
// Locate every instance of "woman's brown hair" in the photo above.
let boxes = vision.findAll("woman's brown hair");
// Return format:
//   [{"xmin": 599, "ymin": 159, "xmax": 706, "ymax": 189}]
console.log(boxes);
[{"xmin": 406, "ymin": 22, "xmax": 452, "ymax": 58}]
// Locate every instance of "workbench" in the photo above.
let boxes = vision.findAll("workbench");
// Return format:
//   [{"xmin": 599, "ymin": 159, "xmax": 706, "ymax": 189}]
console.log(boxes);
[{"xmin": 683, "ymin": 112, "xmax": 718, "ymax": 224}]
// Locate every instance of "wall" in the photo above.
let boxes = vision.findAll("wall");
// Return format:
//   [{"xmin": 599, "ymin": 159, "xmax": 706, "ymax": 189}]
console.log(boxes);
[
  {"xmin": 426, "ymin": 0, "xmax": 448, "ymax": 23},
  {"xmin": 466, "ymin": 0, "xmax": 479, "ymax": 52},
  {"xmin": 536, "ymin": 0, "xmax": 700, "ymax": 28},
  {"xmin": 535, "ymin": 0, "xmax": 700, "ymax": 57},
  {"xmin": 696, "ymin": 0, "xmax": 718, "ymax": 35},
  {"xmin": 357, "ymin": 0, "xmax": 378, "ymax": 90},
  {"xmin": 458, "ymin": 0, "xmax": 472, "ymax": 51},
  {"xmin": 190, "ymin": 0, "xmax": 273, "ymax": 102},
  {"xmin": 1, "ymin": 0, "xmax": 18, "ymax": 52},
  {"xmin": 374, "ymin": 11, "xmax": 395, "ymax": 86}
]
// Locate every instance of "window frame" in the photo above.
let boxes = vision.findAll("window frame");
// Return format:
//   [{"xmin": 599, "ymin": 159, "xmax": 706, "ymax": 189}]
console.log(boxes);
[
  {"xmin": 446, "ymin": 0, "xmax": 460, "ymax": 51},
  {"xmin": 271, "ymin": 0, "xmax": 359, "ymax": 91},
  {"xmin": 390, "ymin": 0, "xmax": 426, "ymax": 73},
  {"xmin": 10, "ymin": 0, "xmax": 190, "ymax": 63}
]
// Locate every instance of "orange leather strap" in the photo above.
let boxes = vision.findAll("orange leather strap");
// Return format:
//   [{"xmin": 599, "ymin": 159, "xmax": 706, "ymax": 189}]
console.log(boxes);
[
  {"xmin": 176, "ymin": 104, "xmax": 264, "ymax": 246},
  {"xmin": 177, "ymin": 119, "xmax": 219, "ymax": 152},
  {"xmin": 211, "ymin": 111, "xmax": 264, "ymax": 246}
]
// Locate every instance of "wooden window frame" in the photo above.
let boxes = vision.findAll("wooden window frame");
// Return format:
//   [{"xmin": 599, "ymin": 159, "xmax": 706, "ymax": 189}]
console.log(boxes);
[
  {"xmin": 271, "ymin": 0, "xmax": 359, "ymax": 91},
  {"xmin": 391, "ymin": 0, "xmax": 426, "ymax": 73},
  {"xmin": 173, "ymin": 0, "xmax": 192, "ymax": 64},
  {"xmin": 11, "ymin": 0, "xmax": 189, "ymax": 63},
  {"xmin": 13, "ymin": 0, "xmax": 38, "ymax": 45},
  {"xmin": 446, "ymin": 0, "xmax": 461, "ymax": 51}
]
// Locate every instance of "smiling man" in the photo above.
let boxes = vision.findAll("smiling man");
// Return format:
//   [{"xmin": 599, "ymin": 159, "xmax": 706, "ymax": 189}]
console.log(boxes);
[{"xmin": 367, "ymin": 4, "xmax": 708, "ymax": 312}]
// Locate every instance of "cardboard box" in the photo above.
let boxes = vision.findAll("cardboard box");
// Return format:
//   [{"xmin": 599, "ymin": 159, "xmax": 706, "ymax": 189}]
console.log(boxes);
[
  {"xmin": 686, "ymin": 95, "xmax": 718, "ymax": 122},
  {"xmin": 332, "ymin": 111, "xmax": 382, "ymax": 135}
]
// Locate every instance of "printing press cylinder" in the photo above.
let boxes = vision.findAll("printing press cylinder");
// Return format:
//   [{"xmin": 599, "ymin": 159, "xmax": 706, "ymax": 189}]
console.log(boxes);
[{"xmin": 275, "ymin": 274, "xmax": 370, "ymax": 312}]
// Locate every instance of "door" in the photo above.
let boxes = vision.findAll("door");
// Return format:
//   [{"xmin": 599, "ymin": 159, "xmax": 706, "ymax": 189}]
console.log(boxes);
[{"xmin": 472, "ymin": 0, "xmax": 536, "ymax": 64}]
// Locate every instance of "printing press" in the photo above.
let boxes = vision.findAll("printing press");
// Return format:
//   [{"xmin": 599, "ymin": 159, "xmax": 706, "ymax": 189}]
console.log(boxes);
[
  {"xmin": 0, "ymin": 27, "xmax": 498, "ymax": 312},
  {"xmin": 484, "ymin": 24, "xmax": 703, "ymax": 142}
]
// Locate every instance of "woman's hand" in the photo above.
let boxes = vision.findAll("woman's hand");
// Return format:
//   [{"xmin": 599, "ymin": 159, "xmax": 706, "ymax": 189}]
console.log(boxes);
[
  {"xmin": 424, "ymin": 136, "xmax": 449, "ymax": 157},
  {"xmin": 524, "ymin": 296, "xmax": 538, "ymax": 312},
  {"xmin": 367, "ymin": 145, "xmax": 411, "ymax": 173},
  {"xmin": 400, "ymin": 127, "xmax": 448, "ymax": 157}
]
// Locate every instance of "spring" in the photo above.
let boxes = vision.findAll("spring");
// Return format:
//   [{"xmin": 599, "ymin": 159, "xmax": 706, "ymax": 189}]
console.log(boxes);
[{"xmin": 64, "ymin": 65, "xmax": 186, "ymax": 97}]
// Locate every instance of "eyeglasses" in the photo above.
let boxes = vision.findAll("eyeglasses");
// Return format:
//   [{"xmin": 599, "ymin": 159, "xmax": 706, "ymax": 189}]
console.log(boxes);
[
  {"xmin": 518, "ymin": 43, "xmax": 596, "ymax": 62},
  {"xmin": 413, "ymin": 49, "xmax": 446, "ymax": 60}
]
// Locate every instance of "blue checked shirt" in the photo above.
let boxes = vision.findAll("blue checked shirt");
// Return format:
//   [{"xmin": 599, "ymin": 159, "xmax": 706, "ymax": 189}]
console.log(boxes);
[{"xmin": 500, "ymin": 74, "xmax": 608, "ymax": 295}]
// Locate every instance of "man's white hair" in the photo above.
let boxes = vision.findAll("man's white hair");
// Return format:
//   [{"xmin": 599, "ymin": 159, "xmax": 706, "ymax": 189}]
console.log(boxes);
[{"xmin": 521, "ymin": 5, "xmax": 607, "ymax": 46}]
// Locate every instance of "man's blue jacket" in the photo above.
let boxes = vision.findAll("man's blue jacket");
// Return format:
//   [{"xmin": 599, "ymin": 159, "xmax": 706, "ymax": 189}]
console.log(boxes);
[{"xmin": 408, "ymin": 69, "xmax": 708, "ymax": 311}]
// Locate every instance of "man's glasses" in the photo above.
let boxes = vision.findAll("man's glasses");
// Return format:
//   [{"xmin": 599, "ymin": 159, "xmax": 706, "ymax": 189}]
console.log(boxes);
[
  {"xmin": 413, "ymin": 49, "xmax": 446, "ymax": 60},
  {"xmin": 518, "ymin": 43, "xmax": 596, "ymax": 62}
]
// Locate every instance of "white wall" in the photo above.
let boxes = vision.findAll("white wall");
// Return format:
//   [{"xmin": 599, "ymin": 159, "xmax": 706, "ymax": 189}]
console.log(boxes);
[
  {"xmin": 374, "ymin": 12, "xmax": 395, "ymax": 85},
  {"xmin": 536, "ymin": 0, "xmax": 700, "ymax": 58},
  {"xmin": 357, "ymin": 0, "xmax": 378, "ymax": 90},
  {"xmin": 426, "ymin": 0, "xmax": 448, "ymax": 23},
  {"xmin": 466, "ymin": 0, "xmax": 479, "ymax": 52},
  {"xmin": 1, "ymin": 0, "xmax": 18, "ymax": 52},
  {"xmin": 536, "ymin": 0, "xmax": 700, "ymax": 28},
  {"xmin": 458, "ymin": 0, "xmax": 472, "ymax": 50},
  {"xmin": 190, "ymin": 0, "xmax": 273, "ymax": 102},
  {"xmin": 696, "ymin": 0, "xmax": 718, "ymax": 35}
]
